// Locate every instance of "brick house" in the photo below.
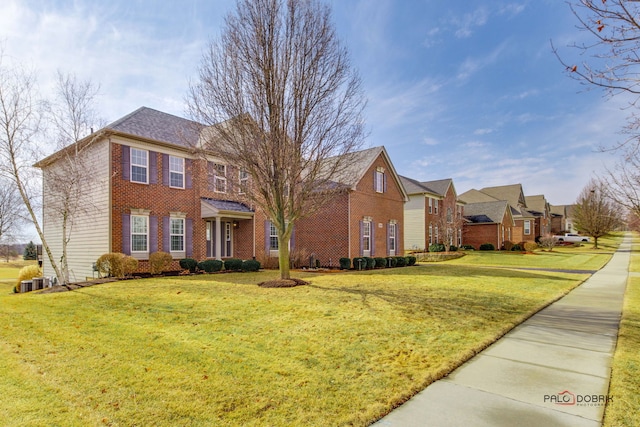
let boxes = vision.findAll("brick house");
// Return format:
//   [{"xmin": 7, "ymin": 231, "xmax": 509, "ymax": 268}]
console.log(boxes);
[
  {"xmin": 35, "ymin": 107, "xmax": 406, "ymax": 281},
  {"xmin": 461, "ymin": 200, "xmax": 515, "ymax": 250},
  {"xmin": 459, "ymin": 184, "xmax": 537, "ymax": 246},
  {"xmin": 292, "ymin": 146, "xmax": 408, "ymax": 266},
  {"xmin": 399, "ymin": 176, "xmax": 464, "ymax": 251},
  {"xmin": 524, "ymin": 194, "xmax": 551, "ymax": 241}
]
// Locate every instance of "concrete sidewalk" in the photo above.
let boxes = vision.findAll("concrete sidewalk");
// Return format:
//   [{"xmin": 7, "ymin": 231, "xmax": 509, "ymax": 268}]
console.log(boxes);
[{"xmin": 374, "ymin": 235, "xmax": 631, "ymax": 427}]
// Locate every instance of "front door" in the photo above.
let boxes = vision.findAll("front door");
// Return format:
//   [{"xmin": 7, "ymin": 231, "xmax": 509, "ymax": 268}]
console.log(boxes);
[{"xmin": 206, "ymin": 220, "xmax": 233, "ymax": 258}]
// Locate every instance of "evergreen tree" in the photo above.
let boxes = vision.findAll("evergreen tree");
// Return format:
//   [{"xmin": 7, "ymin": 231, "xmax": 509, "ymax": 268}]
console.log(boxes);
[{"xmin": 23, "ymin": 241, "xmax": 37, "ymax": 260}]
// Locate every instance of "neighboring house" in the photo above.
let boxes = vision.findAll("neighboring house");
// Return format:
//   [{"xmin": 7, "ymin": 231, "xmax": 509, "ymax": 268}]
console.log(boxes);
[
  {"xmin": 293, "ymin": 147, "xmax": 408, "ymax": 265},
  {"xmin": 549, "ymin": 204, "xmax": 566, "ymax": 234},
  {"xmin": 35, "ymin": 107, "xmax": 406, "ymax": 281},
  {"xmin": 524, "ymin": 194, "xmax": 551, "ymax": 241},
  {"xmin": 399, "ymin": 176, "xmax": 464, "ymax": 251},
  {"xmin": 459, "ymin": 184, "xmax": 536, "ymax": 245},
  {"xmin": 564, "ymin": 204, "xmax": 577, "ymax": 233},
  {"xmin": 461, "ymin": 201, "xmax": 515, "ymax": 250}
]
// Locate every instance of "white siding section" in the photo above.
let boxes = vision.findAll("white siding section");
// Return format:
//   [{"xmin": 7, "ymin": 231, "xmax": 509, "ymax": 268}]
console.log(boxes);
[
  {"xmin": 404, "ymin": 195, "xmax": 425, "ymax": 251},
  {"xmin": 42, "ymin": 139, "xmax": 111, "ymax": 282}
]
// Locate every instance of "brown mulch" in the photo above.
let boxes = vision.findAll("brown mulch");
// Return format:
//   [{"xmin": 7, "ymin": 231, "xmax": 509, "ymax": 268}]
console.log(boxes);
[
  {"xmin": 37, "ymin": 278, "xmax": 121, "ymax": 293},
  {"xmin": 257, "ymin": 278, "xmax": 309, "ymax": 288}
]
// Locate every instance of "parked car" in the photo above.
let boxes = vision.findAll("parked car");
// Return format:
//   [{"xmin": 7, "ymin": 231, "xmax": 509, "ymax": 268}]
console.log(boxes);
[{"xmin": 553, "ymin": 233, "xmax": 590, "ymax": 243}]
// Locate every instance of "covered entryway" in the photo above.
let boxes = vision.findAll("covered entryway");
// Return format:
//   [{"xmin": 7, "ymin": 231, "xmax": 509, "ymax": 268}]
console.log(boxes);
[{"xmin": 201, "ymin": 198, "xmax": 254, "ymax": 260}]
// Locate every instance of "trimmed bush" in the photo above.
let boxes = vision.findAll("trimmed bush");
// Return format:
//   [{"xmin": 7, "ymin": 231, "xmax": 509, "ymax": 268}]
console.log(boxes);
[
  {"xmin": 16, "ymin": 265, "xmax": 42, "ymax": 292},
  {"xmin": 363, "ymin": 257, "xmax": 375, "ymax": 269},
  {"xmin": 395, "ymin": 256, "xmax": 407, "ymax": 267},
  {"xmin": 339, "ymin": 257, "xmax": 351, "ymax": 270},
  {"xmin": 224, "ymin": 258, "xmax": 243, "ymax": 272},
  {"xmin": 198, "ymin": 259, "xmax": 223, "ymax": 273},
  {"xmin": 448, "ymin": 245, "xmax": 458, "ymax": 252},
  {"xmin": 179, "ymin": 258, "xmax": 198, "ymax": 273},
  {"xmin": 407, "ymin": 256, "xmax": 417, "ymax": 266},
  {"xmin": 524, "ymin": 242, "xmax": 538, "ymax": 252},
  {"xmin": 374, "ymin": 257, "xmax": 387, "ymax": 268},
  {"xmin": 429, "ymin": 243, "xmax": 445, "ymax": 252},
  {"xmin": 503, "ymin": 240, "xmax": 515, "ymax": 251},
  {"xmin": 479, "ymin": 243, "xmax": 495, "ymax": 251},
  {"xmin": 122, "ymin": 255, "xmax": 139, "ymax": 276},
  {"xmin": 352, "ymin": 257, "xmax": 366, "ymax": 270},
  {"xmin": 461, "ymin": 244, "xmax": 475, "ymax": 250},
  {"xmin": 96, "ymin": 253, "xmax": 125, "ymax": 278},
  {"xmin": 241, "ymin": 259, "xmax": 261, "ymax": 272},
  {"xmin": 149, "ymin": 251, "xmax": 172, "ymax": 275},
  {"xmin": 386, "ymin": 257, "xmax": 397, "ymax": 268},
  {"xmin": 511, "ymin": 244, "xmax": 522, "ymax": 251}
]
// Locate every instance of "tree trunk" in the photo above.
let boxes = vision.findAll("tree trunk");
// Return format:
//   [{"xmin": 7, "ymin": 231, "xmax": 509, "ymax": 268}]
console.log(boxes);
[{"xmin": 277, "ymin": 223, "xmax": 293, "ymax": 280}]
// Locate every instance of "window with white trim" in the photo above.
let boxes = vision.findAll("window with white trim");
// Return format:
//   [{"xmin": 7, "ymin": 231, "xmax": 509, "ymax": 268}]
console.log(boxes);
[
  {"xmin": 429, "ymin": 223, "xmax": 433, "ymax": 245},
  {"xmin": 169, "ymin": 156, "xmax": 184, "ymax": 188},
  {"xmin": 363, "ymin": 220, "xmax": 371, "ymax": 254},
  {"xmin": 269, "ymin": 222, "xmax": 279, "ymax": 251},
  {"xmin": 524, "ymin": 220, "xmax": 531, "ymax": 235},
  {"xmin": 214, "ymin": 163, "xmax": 227, "ymax": 193},
  {"xmin": 447, "ymin": 207, "xmax": 452, "ymax": 223},
  {"xmin": 131, "ymin": 148, "xmax": 148, "ymax": 184},
  {"xmin": 170, "ymin": 217, "xmax": 185, "ymax": 252},
  {"xmin": 389, "ymin": 222, "xmax": 396, "ymax": 255},
  {"xmin": 434, "ymin": 199, "xmax": 439, "ymax": 215},
  {"xmin": 131, "ymin": 215, "xmax": 148, "ymax": 252},
  {"xmin": 428, "ymin": 198, "xmax": 433, "ymax": 214},
  {"xmin": 239, "ymin": 168, "xmax": 248, "ymax": 194}
]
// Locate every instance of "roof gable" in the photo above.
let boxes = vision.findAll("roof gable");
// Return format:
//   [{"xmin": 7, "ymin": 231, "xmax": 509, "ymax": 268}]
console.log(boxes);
[
  {"xmin": 480, "ymin": 184, "xmax": 527, "ymax": 209},
  {"xmin": 463, "ymin": 200, "xmax": 513, "ymax": 225}
]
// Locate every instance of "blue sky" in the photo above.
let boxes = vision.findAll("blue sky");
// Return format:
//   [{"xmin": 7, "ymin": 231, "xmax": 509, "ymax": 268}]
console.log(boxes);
[{"xmin": 0, "ymin": 0, "xmax": 627, "ymax": 211}]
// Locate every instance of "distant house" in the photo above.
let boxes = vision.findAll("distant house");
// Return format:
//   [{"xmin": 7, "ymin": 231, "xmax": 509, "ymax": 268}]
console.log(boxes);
[
  {"xmin": 524, "ymin": 195, "xmax": 551, "ymax": 241},
  {"xmin": 400, "ymin": 176, "xmax": 463, "ymax": 251},
  {"xmin": 550, "ymin": 204, "xmax": 568, "ymax": 234},
  {"xmin": 461, "ymin": 200, "xmax": 515, "ymax": 250},
  {"xmin": 459, "ymin": 184, "xmax": 536, "ymax": 246},
  {"xmin": 35, "ymin": 107, "xmax": 407, "ymax": 281}
]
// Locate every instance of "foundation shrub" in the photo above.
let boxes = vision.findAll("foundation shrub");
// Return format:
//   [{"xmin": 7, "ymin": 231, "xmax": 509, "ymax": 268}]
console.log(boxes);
[
  {"xmin": 122, "ymin": 255, "xmax": 139, "ymax": 276},
  {"xmin": 374, "ymin": 257, "xmax": 387, "ymax": 268},
  {"xmin": 149, "ymin": 252, "xmax": 172, "ymax": 275},
  {"xmin": 429, "ymin": 243, "xmax": 445, "ymax": 252},
  {"xmin": 363, "ymin": 257, "xmax": 375, "ymax": 269},
  {"xmin": 479, "ymin": 243, "xmax": 495, "ymax": 251},
  {"xmin": 352, "ymin": 257, "xmax": 366, "ymax": 270},
  {"xmin": 179, "ymin": 258, "xmax": 198, "ymax": 273},
  {"xmin": 339, "ymin": 257, "xmax": 351, "ymax": 270},
  {"xmin": 407, "ymin": 255, "xmax": 417, "ymax": 266},
  {"xmin": 96, "ymin": 253, "xmax": 126, "ymax": 278},
  {"xmin": 503, "ymin": 240, "xmax": 515, "ymax": 251},
  {"xmin": 386, "ymin": 257, "xmax": 397, "ymax": 268},
  {"xmin": 197, "ymin": 259, "xmax": 223, "ymax": 273},
  {"xmin": 395, "ymin": 256, "xmax": 407, "ymax": 267},
  {"xmin": 224, "ymin": 258, "xmax": 243, "ymax": 272},
  {"xmin": 524, "ymin": 242, "xmax": 538, "ymax": 252},
  {"xmin": 241, "ymin": 259, "xmax": 261, "ymax": 272}
]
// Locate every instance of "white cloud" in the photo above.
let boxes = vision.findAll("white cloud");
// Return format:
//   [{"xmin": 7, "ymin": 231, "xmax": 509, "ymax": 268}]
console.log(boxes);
[
  {"xmin": 473, "ymin": 128, "xmax": 493, "ymax": 135},
  {"xmin": 453, "ymin": 7, "xmax": 489, "ymax": 39}
]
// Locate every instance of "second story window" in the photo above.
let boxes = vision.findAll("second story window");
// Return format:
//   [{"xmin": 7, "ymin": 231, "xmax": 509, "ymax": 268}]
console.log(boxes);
[
  {"xmin": 169, "ymin": 156, "xmax": 184, "ymax": 188},
  {"xmin": 214, "ymin": 163, "xmax": 227, "ymax": 193},
  {"xmin": 428, "ymin": 198, "xmax": 433, "ymax": 214},
  {"xmin": 131, "ymin": 148, "xmax": 148, "ymax": 184},
  {"xmin": 447, "ymin": 207, "xmax": 452, "ymax": 223},
  {"xmin": 239, "ymin": 168, "xmax": 248, "ymax": 194},
  {"xmin": 374, "ymin": 167, "xmax": 385, "ymax": 193}
]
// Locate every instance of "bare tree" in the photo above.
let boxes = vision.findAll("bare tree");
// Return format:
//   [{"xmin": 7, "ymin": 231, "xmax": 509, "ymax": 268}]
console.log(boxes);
[
  {"xmin": 0, "ymin": 51, "xmax": 65, "ymax": 280},
  {"xmin": 188, "ymin": 0, "xmax": 366, "ymax": 280},
  {"xmin": 35, "ymin": 72, "xmax": 102, "ymax": 284},
  {"xmin": 554, "ymin": 0, "xmax": 640, "ymax": 151},
  {"xmin": 0, "ymin": 177, "xmax": 24, "ymax": 242},
  {"xmin": 538, "ymin": 234, "xmax": 557, "ymax": 252},
  {"xmin": 572, "ymin": 178, "xmax": 622, "ymax": 249},
  {"xmin": 432, "ymin": 200, "xmax": 464, "ymax": 253},
  {"xmin": 603, "ymin": 150, "xmax": 640, "ymax": 219}
]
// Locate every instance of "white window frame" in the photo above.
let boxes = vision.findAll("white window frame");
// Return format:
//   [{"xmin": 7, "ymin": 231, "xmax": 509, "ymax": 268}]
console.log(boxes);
[
  {"xmin": 375, "ymin": 171, "xmax": 384, "ymax": 193},
  {"xmin": 214, "ymin": 163, "xmax": 227, "ymax": 193},
  {"xmin": 170, "ymin": 217, "xmax": 185, "ymax": 252},
  {"xmin": 447, "ymin": 207, "xmax": 453, "ymax": 223},
  {"xmin": 131, "ymin": 215, "xmax": 149, "ymax": 253},
  {"xmin": 428, "ymin": 197, "xmax": 433, "ymax": 214},
  {"xmin": 130, "ymin": 148, "xmax": 148, "ymax": 184},
  {"xmin": 239, "ymin": 168, "xmax": 248, "ymax": 194},
  {"xmin": 434, "ymin": 199, "xmax": 439, "ymax": 215},
  {"xmin": 524, "ymin": 220, "xmax": 531, "ymax": 235},
  {"xmin": 169, "ymin": 156, "xmax": 185, "ymax": 189},
  {"xmin": 389, "ymin": 222, "xmax": 396, "ymax": 256},
  {"xmin": 269, "ymin": 222, "xmax": 279, "ymax": 251},
  {"xmin": 429, "ymin": 223, "xmax": 433, "ymax": 245},
  {"xmin": 363, "ymin": 220, "xmax": 371, "ymax": 255}
]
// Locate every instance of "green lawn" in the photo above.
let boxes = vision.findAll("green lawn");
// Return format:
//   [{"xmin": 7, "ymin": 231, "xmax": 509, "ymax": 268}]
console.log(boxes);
[
  {"xmin": 0, "ymin": 244, "xmax": 617, "ymax": 426},
  {"xmin": 603, "ymin": 234, "xmax": 640, "ymax": 427}
]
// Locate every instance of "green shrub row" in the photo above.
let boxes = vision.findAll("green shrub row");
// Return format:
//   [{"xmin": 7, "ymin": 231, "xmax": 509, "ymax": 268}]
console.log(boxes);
[
  {"xmin": 340, "ymin": 256, "xmax": 417, "ymax": 270},
  {"xmin": 180, "ymin": 258, "xmax": 261, "ymax": 273}
]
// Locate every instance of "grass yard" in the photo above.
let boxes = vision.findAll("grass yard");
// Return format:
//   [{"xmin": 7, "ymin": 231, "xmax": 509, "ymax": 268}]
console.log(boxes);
[
  {"xmin": 0, "ymin": 258, "xmax": 601, "ymax": 427},
  {"xmin": 603, "ymin": 234, "xmax": 640, "ymax": 427}
]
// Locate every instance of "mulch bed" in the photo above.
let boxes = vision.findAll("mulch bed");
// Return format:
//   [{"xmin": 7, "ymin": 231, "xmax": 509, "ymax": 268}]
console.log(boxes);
[{"xmin": 257, "ymin": 278, "xmax": 309, "ymax": 288}]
